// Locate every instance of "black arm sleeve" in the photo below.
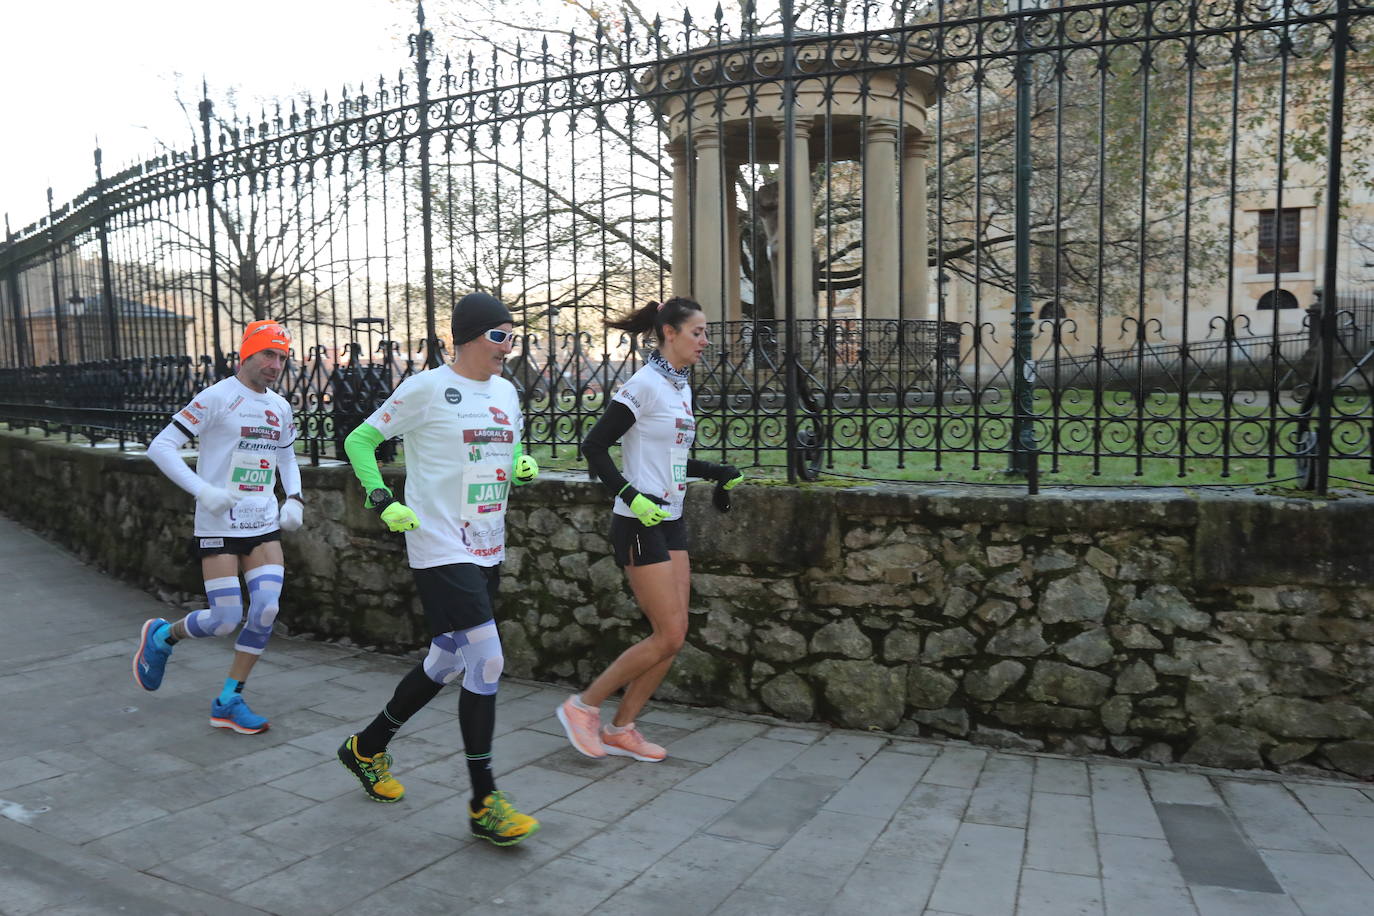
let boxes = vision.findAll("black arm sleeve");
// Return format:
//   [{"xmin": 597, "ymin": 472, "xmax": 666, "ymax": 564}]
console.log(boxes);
[
  {"xmin": 686, "ymin": 458, "xmax": 724, "ymax": 481},
  {"xmin": 583, "ymin": 400, "xmax": 637, "ymax": 497}
]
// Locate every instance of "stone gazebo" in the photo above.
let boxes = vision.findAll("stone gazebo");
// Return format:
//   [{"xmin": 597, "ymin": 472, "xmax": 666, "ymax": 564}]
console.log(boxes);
[{"xmin": 637, "ymin": 33, "xmax": 939, "ymax": 324}]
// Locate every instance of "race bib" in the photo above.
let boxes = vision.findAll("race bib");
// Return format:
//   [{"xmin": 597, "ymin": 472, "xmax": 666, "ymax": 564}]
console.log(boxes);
[
  {"xmin": 229, "ymin": 450, "xmax": 276, "ymax": 494},
  {"xmin": 462, "ymin": 465, "xmax": 510, "ymax": 523},
  {"xmin": 670, "ymin": 447, "xmax": 689, "ymax": 509}
]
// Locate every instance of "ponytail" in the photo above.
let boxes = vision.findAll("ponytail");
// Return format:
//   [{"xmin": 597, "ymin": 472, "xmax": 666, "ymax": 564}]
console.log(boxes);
[{"xmin": 607, "ymin": 296, "xmax": 703, "ymax": 342}]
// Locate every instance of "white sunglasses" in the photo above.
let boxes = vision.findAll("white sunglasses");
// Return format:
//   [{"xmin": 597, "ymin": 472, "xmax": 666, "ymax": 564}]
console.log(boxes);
[{"xmin": 482, "ymin": 328, "xmax": 515, "ymax": 344}]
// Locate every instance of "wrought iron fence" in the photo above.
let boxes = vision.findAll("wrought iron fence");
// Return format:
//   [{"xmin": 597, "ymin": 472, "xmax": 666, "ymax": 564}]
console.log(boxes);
[{"xmin": 2, "ymin": 0, "xmax": 1372, "ymax": 492}]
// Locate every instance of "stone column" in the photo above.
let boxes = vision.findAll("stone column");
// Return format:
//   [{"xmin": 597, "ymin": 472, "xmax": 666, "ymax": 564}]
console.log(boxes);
[
  {"xmin": 902, "ymin": 136, "xmax": 932, "ymax": 320},
  {"xmin": 778, "ymin": 117, "xmax": 816, "ymax": 320},
  {"xmin": 691, "ymin": 126, "xmax": 727, "ymax": 324},
  {"xmin": 670, "ymin": 141, "xmax": 691, "ymax": 298},
  {"xmin": 725, "ymin": 166, "xmax": 743, "ymax": 322},
  {"xmin": 864, "ymin": 118, "xmax": 901, "ymax": 320}
]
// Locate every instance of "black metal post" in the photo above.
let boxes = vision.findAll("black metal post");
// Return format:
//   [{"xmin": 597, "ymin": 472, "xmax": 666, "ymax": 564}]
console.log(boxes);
[
  {"xmin": 1315, "ymin": 0, "xmax": 1349, "ymax": 495},
  {"xmin": 93, "ymin": 147, "xmax": 119, "ymax": 360},
  {"xmin": 413, "ymin": 1, "xmax": 440, "ymax": 368},
  {"xmin": 199, "ymin": 87, "xmax": 228, "ymax": 379},
  {"xmin": 46, "ymin": 188, "xmax": 68, "ymax": 365},
  {"xmin": 1009, "ymin": 2, "xmax": 1038, "ymax": 488},
  {"xmin": 4, "ymin": 231, "xmax": 27, "ymax": 368},
  {"xmin": 781, "ymin": 0, "xmax": 799, "ymax": 483}
]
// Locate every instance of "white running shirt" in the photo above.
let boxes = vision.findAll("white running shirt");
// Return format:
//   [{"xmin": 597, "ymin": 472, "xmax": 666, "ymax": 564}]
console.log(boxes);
[
  {"xmin": 365, "ymin": 366, "xmax": 523, "ymax": 569},
  {"xmin": 610, "ymin": 364, "xmax": 695, "ymax": 522},
  {"xmin": 171, "ymin": 377, "xmax": 297, "ymax": 538}
]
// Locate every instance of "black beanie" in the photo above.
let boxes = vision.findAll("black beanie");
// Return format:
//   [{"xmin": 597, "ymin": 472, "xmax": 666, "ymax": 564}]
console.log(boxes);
[{"xmin": 451, "ymin": 292, "xmax": 515, "ymax": 345}]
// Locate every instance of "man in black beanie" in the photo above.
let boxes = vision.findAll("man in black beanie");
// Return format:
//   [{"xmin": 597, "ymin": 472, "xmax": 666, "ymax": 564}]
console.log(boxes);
[{"xmin": 337, "ymin": 290, "xmax": 542, "ymax": 846}]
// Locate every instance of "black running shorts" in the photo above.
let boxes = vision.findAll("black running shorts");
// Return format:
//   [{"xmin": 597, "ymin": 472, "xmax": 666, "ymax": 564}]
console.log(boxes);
[
  {"xmin": 610, "ymin": 515, "xmax": 688, "ymax": 568},
  {"xmin": 193, "ymin": 531, "xmax": 282, "ymax": 558},
  {"xmin": 412, "ymin": 563, "xmax": 500, "ymax": 636}
]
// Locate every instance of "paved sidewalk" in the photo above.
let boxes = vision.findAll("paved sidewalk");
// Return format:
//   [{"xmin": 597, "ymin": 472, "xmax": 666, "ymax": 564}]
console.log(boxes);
[{"xmin": 1, "ymin": 514, "xmax": 1372, "ymax": 916}]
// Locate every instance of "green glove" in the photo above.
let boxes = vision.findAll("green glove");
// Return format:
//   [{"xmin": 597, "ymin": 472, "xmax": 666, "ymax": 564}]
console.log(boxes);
[
  {"xmin": 514, "ymin": 453, "xmax": 539, "ymax": 485},
  {"xmin": 717, "ymin": 464, "xmax": 744, "ymax": 490},
  {"xmin": 624, "ymin": 489, "xmax": 669, "ymax": 527},
  {"xmin": 380, "ymin": 502, "xmax": 420, "ymax": 532}
]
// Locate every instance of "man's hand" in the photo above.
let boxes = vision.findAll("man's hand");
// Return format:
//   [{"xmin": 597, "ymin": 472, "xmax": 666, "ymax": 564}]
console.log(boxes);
[
  {"xmin": 278, "ymin": 499, "xmax": 304, "ymax": 531},
  {"xmin": 380, "ymin": 502, "xmax": 420, "ymax": 532},
  {"xmin": 514, "ymin": 454, "xmax": 539, "ymax": 485},
  {"xmin": 196, "ymin": 485, "xmax": 240, "ymax": 515}
]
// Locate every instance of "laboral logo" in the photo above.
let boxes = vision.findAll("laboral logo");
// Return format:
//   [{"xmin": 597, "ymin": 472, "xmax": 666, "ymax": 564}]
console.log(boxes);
[
  {"xmin": 239, "ymin": 426, "xmax": 281, "ymax": 440},
  {"xmin": 463, "ymin": 429, "xmax": 513, "ymax": 444}
]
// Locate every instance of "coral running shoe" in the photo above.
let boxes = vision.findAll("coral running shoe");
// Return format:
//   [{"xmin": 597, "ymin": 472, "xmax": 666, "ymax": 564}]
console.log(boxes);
[
  {"xmin": 601, "ymin": 725, "xmax": 666, "ymax": 762},
  {"xmin": 556, "ymin": 697, "xmax": 606, "ymax": 758}
]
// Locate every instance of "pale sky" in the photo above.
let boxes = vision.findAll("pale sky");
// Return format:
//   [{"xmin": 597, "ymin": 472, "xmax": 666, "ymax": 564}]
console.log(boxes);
[{"xmin": 0, "ymin": 0, "xmax": 413, "ymax": 232}]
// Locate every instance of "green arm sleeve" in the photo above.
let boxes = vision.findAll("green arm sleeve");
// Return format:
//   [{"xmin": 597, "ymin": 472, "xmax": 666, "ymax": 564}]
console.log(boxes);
[{"xmin": 344, "ymin": 421, "xmax": 388, "ymax": 503}]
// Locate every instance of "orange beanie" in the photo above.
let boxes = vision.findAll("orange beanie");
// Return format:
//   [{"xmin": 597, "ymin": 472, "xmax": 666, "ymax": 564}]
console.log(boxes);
[{"xmin": 240, "ymin": 320, "xmax": 291, "ymax": 360}]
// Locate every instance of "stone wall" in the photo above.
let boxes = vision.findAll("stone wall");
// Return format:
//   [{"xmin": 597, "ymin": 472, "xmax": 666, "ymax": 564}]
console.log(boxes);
[{"xmin": 3, "ymin": 429, "xmax": 1372, "ymax": 779}]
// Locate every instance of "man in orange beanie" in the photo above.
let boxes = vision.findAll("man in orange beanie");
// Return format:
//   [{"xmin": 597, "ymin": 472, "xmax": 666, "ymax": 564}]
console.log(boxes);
[{"xmin": 136, "ymin": 320, "xmax": 303, "ymax": 734}]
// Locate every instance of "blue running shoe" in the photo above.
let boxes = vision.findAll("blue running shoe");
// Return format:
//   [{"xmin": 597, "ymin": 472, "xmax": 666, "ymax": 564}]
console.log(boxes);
[
  {"xmin": 210, "ymin": 695, "xmax": 270, "ymax": 734},
  {"xmin": 132, "ymin": 617, "xmax": 172, "ymax": 691}
]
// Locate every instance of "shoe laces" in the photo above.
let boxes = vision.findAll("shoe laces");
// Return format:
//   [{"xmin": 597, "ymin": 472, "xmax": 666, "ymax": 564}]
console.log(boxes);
[
  {"xmin": 485, "ymin": 790, "xmax": 517, "ymax": 822},
  {"xmin": 369, "ymin": 751, "xmax": 395, "ymax": 782}
]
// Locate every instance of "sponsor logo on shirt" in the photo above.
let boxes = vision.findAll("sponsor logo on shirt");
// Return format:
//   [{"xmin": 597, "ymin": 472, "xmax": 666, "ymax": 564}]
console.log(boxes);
[
  {"xmin": 240, "ymin": 426, "xmax": 281, "ymax": 441},
  {"xmin": 179, "ymin": 409, "xmax": 200, "ymax": 425},
  {"xmin": 382, "ymin": 412, "xmax": 392, "ymax": 423},
  {"xmin": 463, "ymin": 429, "xmax": 514, "ymax": 444},
  {"xmin": 619, "ymin": 391, "xmax": 642, "ymax": 409},
  {"xmin": 675, "ymin": 417, "xmax": 695, "ymax": 431},
  {"xmin": 264, "ymin": 409, "xmax": 280, "ymax": 428},
  {"xmin": 200, "ymin": 537, "xmax": 225, "ymax": 548},
  {"xmin": 488, "ymin": 406, "xmax": 510, "ymax": 425},
  {"xmin": 445, "ymin": 387, "xmax": 463, "ymax": 404},
  {"xmin": 227, "ymin": 396, "xmax": 244, "ymax": 411}
]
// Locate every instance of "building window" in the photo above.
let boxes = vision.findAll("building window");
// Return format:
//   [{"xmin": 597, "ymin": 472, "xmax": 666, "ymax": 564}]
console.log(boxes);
[
  {"xmin": 1257, "ymin": 289, "xmax": 1298, "ymax": 310},
  {"xmin": 1039, "ymin": 300, "xmax": 1066, "ymax": 320},
  {"xmin": 1257, "ymin": 208, "xmax": 1300, "ymax": 274}
]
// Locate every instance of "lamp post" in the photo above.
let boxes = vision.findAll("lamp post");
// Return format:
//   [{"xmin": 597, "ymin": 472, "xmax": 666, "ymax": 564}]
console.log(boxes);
[{"xmin": 1008, "ymin": 0, "xmax": 1040, "ymax": 492}]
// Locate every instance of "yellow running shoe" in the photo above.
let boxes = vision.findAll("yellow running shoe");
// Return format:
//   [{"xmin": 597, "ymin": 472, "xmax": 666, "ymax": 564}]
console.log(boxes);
[
  {"xmin": 470, "ymin": 791, "xmax": 540, "ymax": 846},
  {"xmin": 336, "ymin": 735, "xmax": 405, "ymax": 803}
]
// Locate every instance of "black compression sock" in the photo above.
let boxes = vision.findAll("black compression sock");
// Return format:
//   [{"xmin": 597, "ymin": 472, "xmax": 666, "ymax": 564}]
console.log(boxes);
[
  {"xmin": 355, "ymin": 663, "xmax": 443, "ymax": 758},
  {"xmin": 459, "ymin": 687, "xmax": 497, "ymax": 801}
]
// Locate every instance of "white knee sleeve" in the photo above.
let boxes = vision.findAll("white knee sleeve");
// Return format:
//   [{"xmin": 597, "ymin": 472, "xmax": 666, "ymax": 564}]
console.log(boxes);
[
  {"xmin": 184, "ymin": 577, "xmax": 243, "ymax": 638},
  {"xmin": 422, "ymin": 621, "xmax": 503, "ymax": 695},
  {"xmin": 235, "ymin": 565, "xmax": 283, "ymax": 655}
]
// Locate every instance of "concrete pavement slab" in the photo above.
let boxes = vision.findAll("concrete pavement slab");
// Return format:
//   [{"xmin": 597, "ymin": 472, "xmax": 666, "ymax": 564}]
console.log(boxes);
[{"xmin": 4, "ymin": 513, "xmax": 1374, "ymax": 915}]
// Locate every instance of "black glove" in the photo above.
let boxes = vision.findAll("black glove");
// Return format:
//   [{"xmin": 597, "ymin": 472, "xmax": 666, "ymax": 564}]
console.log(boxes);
[{"xmin": 711, "ymin": 465, "xmax": 743, "ymax": 513}]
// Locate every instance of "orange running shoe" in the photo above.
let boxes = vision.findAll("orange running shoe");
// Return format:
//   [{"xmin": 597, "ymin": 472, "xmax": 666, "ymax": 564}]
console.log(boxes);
[
  {"xmin": 601, "ymin": 724, "xmax": 666, "ymax": 762},
  {"xmin": 556, "ymin": 696, "xmax": 606, "ymax": 758}
]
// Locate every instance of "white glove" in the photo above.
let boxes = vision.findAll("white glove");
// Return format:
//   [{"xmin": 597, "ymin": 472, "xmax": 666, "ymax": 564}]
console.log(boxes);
[
  {"xmin": 278, "ymin": 498, "xmax": 304, "ymax": 531},
  {"xmin": 196, "ymin": 485, "xmax": 241, "ymax": 515}
]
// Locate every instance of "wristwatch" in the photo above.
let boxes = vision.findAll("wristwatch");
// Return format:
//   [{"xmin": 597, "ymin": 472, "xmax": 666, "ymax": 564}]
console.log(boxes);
[{"xmin": 368, "ymin": 488, "xmax": 396, "ymax": 512}]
